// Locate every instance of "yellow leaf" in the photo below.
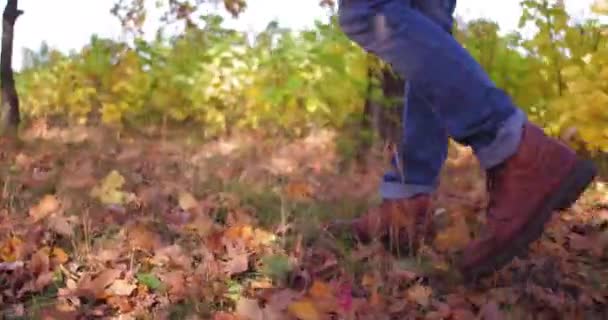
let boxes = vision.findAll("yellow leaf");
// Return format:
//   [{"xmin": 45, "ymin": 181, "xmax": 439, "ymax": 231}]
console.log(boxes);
[
  {"xmin": 0, "ymin": 237, "xmax": 24, "ymax": 262},
  {"xmin": 90, "ymin": 170, "xmax": 129, "ymax": 205},
  {"xmin": 287, "ymin": 299, "xmax": 320, "ymax": 320}
]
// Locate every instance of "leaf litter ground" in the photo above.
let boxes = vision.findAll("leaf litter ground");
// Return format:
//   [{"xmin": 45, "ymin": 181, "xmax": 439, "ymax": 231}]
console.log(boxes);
[{"xmin": 0, "ymin": 123, "xmax": 607, "ymax": 319}]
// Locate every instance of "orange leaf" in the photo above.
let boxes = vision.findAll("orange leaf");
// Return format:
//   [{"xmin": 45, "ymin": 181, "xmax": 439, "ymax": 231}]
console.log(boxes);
[
  {"xmin": 287, "ymin": 299, "xmax": 320, "ymax": 320},
  {"xmin": 51, "ymin": 247, "xmax": 70, "ymax": 265},
  {"xmin": 434, "ymin": 215, "xmax": 471, "ymax": 252},
  {"xmin": 285, "ymin": 181, "xmax": 313, "ymax": 201},
  {"xmin": 309, "ymin": 281, "xmax": 333, "ymax": 300},
  {"xmin": 29, "ymin": 195, "xmax": 60, "ymax": 222}
]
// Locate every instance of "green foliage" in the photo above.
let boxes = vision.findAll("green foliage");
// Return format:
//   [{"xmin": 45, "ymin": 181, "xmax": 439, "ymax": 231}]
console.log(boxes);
[
  {"xmin": 14, "ymin": 1, "xmax": 608, "ymax": 153},
  {"xmin": 17, "ymin": 15, "xmax": 368, "ymax": 138}
]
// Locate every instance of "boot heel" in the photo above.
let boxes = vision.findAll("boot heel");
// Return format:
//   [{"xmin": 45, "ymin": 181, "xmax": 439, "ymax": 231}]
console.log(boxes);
[{"xmin": 554, "ymin": 159, "xmax": 597, "ymax": 211}]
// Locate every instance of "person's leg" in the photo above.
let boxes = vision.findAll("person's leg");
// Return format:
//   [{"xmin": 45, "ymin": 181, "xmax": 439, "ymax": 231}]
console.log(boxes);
[
  {"xmin": 339, "ymin": 0, "xmax": 525, "ymax": 167},
  {"xmin": 381, "ymin": 0, "xmax": 453, "ymax": 200},
  {"xmin": 328, "ymin": 0, "xmax": 452, "ymax": 250},
  {"xmin": 338, "ymin": 0, "xmax": 597, "ymax": 279},
  {"xmin": 380, "ymin": 81, "xmax": 448, "ymax": 200}
]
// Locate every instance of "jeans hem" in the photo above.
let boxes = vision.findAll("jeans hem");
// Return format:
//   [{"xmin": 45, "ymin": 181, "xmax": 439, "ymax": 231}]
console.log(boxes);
[
  {"xmin": 379, "ymin": 181, "xmax": 435, "ymax": 199},
  {"xmin": 475, "ymin": 109, "xmax": 527, "ymax": 169}
]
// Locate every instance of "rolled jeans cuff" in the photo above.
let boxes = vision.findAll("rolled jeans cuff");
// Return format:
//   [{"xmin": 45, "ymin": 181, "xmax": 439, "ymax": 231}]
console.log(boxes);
[
  {"xmin": 380, "ymin": 181, "xmax": 436, "ymax": 199},
  {"xmin": 475, "ymin": 109, "xmax": 527, "ymax": 170}
]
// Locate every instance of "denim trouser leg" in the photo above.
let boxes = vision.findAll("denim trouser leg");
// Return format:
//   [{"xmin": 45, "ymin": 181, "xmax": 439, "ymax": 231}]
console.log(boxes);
[
  {"xmin": 339, "ymin": 0, "xmax": 527, "ymax": 199},
  {"xmin": 380, "ymin": 0, "xmax": 452, "ymax": 199},
  {"xmin": 380, "ymin": 82, "xmax": 449, "ymax": 199}
]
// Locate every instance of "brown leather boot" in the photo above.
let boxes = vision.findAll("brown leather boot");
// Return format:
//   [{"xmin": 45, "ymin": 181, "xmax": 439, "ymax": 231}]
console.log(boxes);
[
  {"xmin": 460, "ymin": 122, "xmax": 597, "ymax": 281},
  {"xmin": 327, "ymin": 195, "xmax": 433, "ymax": 252}
]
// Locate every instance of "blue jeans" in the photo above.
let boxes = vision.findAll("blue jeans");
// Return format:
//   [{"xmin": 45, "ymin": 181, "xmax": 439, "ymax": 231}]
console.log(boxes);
[{"xmin": 338, "ymin": 0, "xmax": 527, "ymax": 199}]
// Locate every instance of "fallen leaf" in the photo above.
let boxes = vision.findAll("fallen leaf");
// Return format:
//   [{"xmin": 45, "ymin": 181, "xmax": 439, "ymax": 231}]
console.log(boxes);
[
  {"xmin": 479, "ymin": 301, "xmax": 504, "ymax": 320},
  {"xmin": 309, "ymin": 280, "xmax": 333, "ymax": 300},
  {"xmin": 35, "ymin": 272, "xmax": 55, "ymax": 290},
  {"xmin": 48, "ymin": 215, "xmax": 74, "ymax": 237},
  {"xmin": 29, "ymin": 195, "xmax": 60, "ymax": 222},
  {"xmin": 235, "ymin": 298, "xmax": 265, "ymax": 320},
  {"xmin": 107, "ymin": 279, "xmax": 137, "ymax": 296},
  {"xmin": 137, "ymin": 272, "xmax": 162, "ymax": 290},
  {"xmin": 10, "ymin": 304, "xmax": 25, "ymax": 317},
  {"xmin": 127, "ymin": 224, "xmax": 160, "ymax": 252},
  {"xmin": 213, "ymin": 312, "xmax": 239, "ymax": 320},
  {"xmin": 434, "ymin": 214, "xmax": 471, "ymax": 252},
  {"xmin": 51, "ymin": 247, "xmax": 70, "ymax": 265},
  {"xmin": 285, "ymin": 181, "xmax": 313, "ymax": 201},
  {"xmin": 267, "ymin": 289, "xmax": 301, "ymax": 312},
  {"xmin": 451, "ymin": 308, "xmax": 476, "ymax": 320},
  {"xmin": 223, "ymin": 240, "xmax": 250, "ymax": 276},
  {"xmin": 107, "ymin": 296, "xmax": 134, "ymax": 313},
  {"xmin": 78, "ymin": 269, "xmax": 122, "ymax": 300},
  {"xmin": 90, "ymin": 170, "xmax": 129, "ymax": 205},
  {"xmin": 406, "ymin": 284, "xmax": 433, "ymax": 307},
  {"xmin": 30, "ymin": 248, "xmax": 50, "ymax": 275},
  {"xmin": 161, "ymin": 271, "xmax": 186, "ymax": 299},
  {"xmin": 178, "ymin": 191, "xmax": 199, "ymax": 211},
  {"xmin": 287, "ymin": 299, "xmax": 320, "ymax": 320},
  {"xmin": 151, "ymin": 245, "xmax": 191, "ymax": 268}
]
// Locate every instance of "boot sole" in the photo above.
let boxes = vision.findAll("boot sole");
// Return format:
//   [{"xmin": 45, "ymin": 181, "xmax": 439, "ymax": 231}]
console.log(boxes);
[{"xmin": 462, "ymin": 158, "xmax": 597, "ymax": 282}]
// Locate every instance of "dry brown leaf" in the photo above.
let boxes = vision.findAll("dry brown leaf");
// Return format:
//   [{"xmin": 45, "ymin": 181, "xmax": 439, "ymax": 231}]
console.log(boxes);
[
  {"xmin": 223, "ymin": 240, "xmax": 250, "ymax": 276},
  {"xmin": 107, "ymin": 279, "xmax": 137, "ymax": 297},
  {"xmin": 78, "ymin": 269, "xmax": 122, "ymax": 300},
  {"xmin": 107, "ymin": 296, "xmax": 134, "ymax": 313},
  {"xmin": 60, "ymin": 160, "xmax": 96, "ymax": 189},
  {"xmin": 186, "ymin": 214, "xmax": 215, "ymax": 236},
  {"xmin": 451, "ymin": 308, "xmax": 476, "ymax": 320},
  {"xmin": 235, "ymin": 298, "xmax": 265, "ymax": 320},
  {"xmin": 178, "ymin": 191, "xmax": 199, "ymax": 211},
  {"xmin": 223, "ymin": 252, "xmax": 249, "ymax": 276},
  {"xmin": 479, "ymin": 301, "xmax": 504, "ymax": 320},
  {"xmin": 162, "ymin": 271, "xmax": 186, "ymax": 299},
  {"xmin": 152, "ymin": 245, "xmax": 191, "ymax": 268},
  {"xmin": 213, "ymin": 312, "xmax": 240, "ymax": 320},
  {"xmin": 48, "ymin": 215, "xmax": 74, "ymax": 237},
  {"xmin": 127, "ymin": 224, "xmax": 160, "ymax": 252},
  {"xmin": 29, "ymin": 195, "xmax": 61, "ymax": 222},
  {"xmin": 407, "ymin": 284, "xmax": 433, "ymax": 307},
  {"xmin": 30, "ymin": 248, "xmax": 50, "ymax": 275},
  {"xmin": 285, "ymin": 181, "xmax": 314, "ymax": 201},
  {"xmin": 35, "ymin": 272, "xmax": 55, "ymax": 291},
  {"xmin": 266, "ymin": 289, "xmax": 301, "ymax": 312}
]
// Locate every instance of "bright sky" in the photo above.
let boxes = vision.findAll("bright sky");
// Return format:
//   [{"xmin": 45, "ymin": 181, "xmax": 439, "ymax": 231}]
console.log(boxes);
[{"xmin": 8, "ymin": 0, "xmax": 597, "ymax": 69}]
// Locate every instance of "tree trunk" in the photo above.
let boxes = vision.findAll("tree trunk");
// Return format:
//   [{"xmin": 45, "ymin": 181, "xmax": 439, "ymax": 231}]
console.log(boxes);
[{"xmin": 0, "ymin": 0, "xmax": 23, "ymax": 137}]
